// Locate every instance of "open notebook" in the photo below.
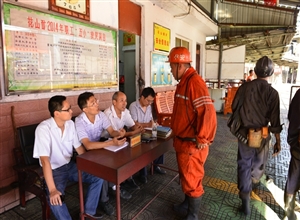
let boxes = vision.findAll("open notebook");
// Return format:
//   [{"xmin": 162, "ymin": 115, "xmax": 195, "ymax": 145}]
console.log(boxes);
[{"xmin": 104, "ymin": 141, "xmax": 129, "ymax": 152}]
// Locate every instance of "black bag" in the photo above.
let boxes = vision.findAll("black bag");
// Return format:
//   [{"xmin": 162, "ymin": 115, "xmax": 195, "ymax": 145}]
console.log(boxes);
[
  {"xmin": 227, "ymin": 112, "xmax": 242, "ymax": 136},
  {"xmin": 226, "ymin": 87, "xmax": 247, "ymax": 144}
]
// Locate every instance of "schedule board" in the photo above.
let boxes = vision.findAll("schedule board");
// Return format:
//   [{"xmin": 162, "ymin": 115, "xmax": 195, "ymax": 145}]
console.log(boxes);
[{"xmin": 2, "ymin": 3, "xmax": 118, "ymax": 94}]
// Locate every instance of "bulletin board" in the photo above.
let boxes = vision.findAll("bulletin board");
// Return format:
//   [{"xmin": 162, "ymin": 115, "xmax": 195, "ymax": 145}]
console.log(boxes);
[
  {"xmin": 2, "ymin": 3, "xmax": 118, "ymax": 94},
  {"xmin": 150, "ymin": 51, "xmax": 172, "ymax": 86}
]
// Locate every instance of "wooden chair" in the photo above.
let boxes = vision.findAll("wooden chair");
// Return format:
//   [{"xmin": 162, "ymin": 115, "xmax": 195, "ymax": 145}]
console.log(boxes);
[
  {"xmin": 223, "ymin": 87, "xmax": 239, "ymax": 115},
  {"xmin": 154, "ymin": 91, "xmax": 174, "ymax": 127},
  {"xmin": 166, "ymin": 90, "xmax": 175, "ymax": 113},
  {"xmin": 11, "ymin": 106, "xmax": 78, "ymax": 220},
  {"xmin": 13, "ymin": 123, "xmax": 51, "ymax": 220},
  {"xmin": 9, "ymin": 105, "xmax": 50, "ymax": 220}
]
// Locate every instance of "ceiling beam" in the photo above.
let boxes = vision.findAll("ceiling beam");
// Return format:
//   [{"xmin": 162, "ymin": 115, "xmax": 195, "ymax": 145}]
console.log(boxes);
[
  {"xmin": 206, "ymin": 31, "xmax": 296, "ymax": 45},
  {"xmin": 223, "ymin": 0, "xmax": 297, "ymax": 12},
  {"xmin": 218, "ymin": 23, "xmax": 296, "ymax": 29}
]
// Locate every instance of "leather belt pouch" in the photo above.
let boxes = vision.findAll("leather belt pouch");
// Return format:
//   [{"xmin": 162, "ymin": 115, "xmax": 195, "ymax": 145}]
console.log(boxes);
[{"xmin": 248, "ymin": 128, "xmax": 262, "ymax": 148}]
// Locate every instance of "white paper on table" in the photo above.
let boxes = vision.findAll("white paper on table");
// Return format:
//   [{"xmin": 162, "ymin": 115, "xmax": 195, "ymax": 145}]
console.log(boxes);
[{"xmin": 104, "ymin": 141, "xmax": 129, "ymax": 152}]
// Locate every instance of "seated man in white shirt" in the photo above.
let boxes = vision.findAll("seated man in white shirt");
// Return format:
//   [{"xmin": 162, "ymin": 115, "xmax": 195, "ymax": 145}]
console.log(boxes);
[
  {"xmin": 129, "ymin": 87, "xmax": 166, "ymax": 184},
  {"xmin": 33, "ymin": 95, "xmax": 103, "ymax": 220},
  {"xmin": 75, "ymin": 92, "xmax": 132, "ymax": 216},
  {"xmin": 103, "ymin": 91, "xmax": 144, "ymax": 190}
]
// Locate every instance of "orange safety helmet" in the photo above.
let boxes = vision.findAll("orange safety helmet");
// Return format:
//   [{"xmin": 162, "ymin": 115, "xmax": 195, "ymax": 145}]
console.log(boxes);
[{"xmin": 166, "ymin": 47, "xmax": 192, "ymax": 63}]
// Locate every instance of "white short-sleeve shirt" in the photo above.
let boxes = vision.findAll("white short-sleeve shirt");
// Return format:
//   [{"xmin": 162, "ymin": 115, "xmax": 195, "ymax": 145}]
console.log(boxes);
[
  {"xmin": 129, "ymin": 100, "xmax": 153, "ymax": 124},
  {"xmin": 104, "ymin": 105, "xmax": 135, "ymax": 130},
  {"xmin": 33, "ymin": 117, "xmax": 81, "ymax": 169},
  {"xmin": 75, "ymin": 111, "xmax": 112, "ymax": 142}
]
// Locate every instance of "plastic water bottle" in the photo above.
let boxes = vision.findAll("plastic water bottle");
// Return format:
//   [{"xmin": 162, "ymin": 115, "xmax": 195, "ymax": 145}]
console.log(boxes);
[{"xmin": 152, "ymin": 123, "xmax": 157, "ymax": 139}]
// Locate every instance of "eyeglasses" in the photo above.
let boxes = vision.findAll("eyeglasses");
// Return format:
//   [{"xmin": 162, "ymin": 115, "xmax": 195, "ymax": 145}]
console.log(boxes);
[
  {"xmin": 87, "ymin": 99, "xmax": 99, "ymax": 108},
  {"xmin": 146, "ymin": 99, "xmax": 154, "ymax": 104},
  {"xmin": 60, "ymin": 106, "xmax": 72, "ymax": 112}
]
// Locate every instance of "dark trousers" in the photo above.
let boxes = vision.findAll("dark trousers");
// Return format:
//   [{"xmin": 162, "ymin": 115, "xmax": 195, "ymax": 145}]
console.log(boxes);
[
  {"xmin": 285, "ymin": 155, "xmax": 300, "ymax": 194},
  {"xmin": 100, "ymin": 180, "xmax": 115, "ymax": 202},
  {"xmin": 237, "ymin": 139, "xmax": 269, "ymax": 197},
  {"xmin": 139, "ymin": 155, "xmax": 164, "ymax": 176}
]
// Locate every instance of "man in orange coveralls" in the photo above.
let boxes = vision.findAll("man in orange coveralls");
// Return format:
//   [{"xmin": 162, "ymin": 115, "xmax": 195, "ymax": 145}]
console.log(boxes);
[{"xmin": 168, "ymin": 47, "xmax": 217, "ymax": 220}]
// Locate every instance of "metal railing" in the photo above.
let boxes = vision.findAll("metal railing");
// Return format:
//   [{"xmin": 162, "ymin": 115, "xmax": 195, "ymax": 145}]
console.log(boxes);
[{"xmin": 289, "ymin": 85, "xmax": 300, "ymax": 104}]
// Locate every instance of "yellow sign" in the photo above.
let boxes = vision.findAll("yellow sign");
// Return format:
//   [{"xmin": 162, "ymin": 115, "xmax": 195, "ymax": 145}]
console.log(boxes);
[
  {"xmin": 154, "ymin": 23, "xmax": 170, "ymax": 52},
  {"xmin": 129, "ymin": 133, "xmax": 141, "ymax": 147},
  {"xmin": 123, "ymin": 33, "xmax": 135, "ymax": 46}
]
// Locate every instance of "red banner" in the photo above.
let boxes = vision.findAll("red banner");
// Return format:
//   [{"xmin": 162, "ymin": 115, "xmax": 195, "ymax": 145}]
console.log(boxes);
[{"xmin": 264, "ymin": 0, "xmax": 276, "ymax": 6}]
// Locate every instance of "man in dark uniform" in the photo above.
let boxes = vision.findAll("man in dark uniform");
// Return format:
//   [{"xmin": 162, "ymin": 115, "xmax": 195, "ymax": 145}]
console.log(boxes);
[
  {"xmin": 231, "ymin": 56, "xmax": 282, "ymax": 215},
  {"xmin": 284, "ymin": 88, "xmax": 300, "ymax": 220}
]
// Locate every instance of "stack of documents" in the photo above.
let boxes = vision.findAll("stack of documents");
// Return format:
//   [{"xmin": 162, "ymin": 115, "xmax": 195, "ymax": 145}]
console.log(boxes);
[{"xmin": 157, "ymin": 126, "xmax": 172, "ymax": 139}]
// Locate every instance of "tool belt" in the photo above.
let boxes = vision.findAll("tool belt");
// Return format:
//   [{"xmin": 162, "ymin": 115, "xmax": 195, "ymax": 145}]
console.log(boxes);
[
  {"xmin": 248, "ymin": 126, "xmax": 268, "ymax": 148},
  {"xmin": 176, "ymin": 136, "xmax": 197, "ymax": 143}
]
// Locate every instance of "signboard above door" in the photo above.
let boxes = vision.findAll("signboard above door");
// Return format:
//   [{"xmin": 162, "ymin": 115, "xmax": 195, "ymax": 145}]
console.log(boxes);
[
  {"xmin": 49, "ymin": 0, "xmax": 90, "ymax": 21},
  {"xmin": 153, "ymin": 23, "xmax": 170, "ymax": 52}
]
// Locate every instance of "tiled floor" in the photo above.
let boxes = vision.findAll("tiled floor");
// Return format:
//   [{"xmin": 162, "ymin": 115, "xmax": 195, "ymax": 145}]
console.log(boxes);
[{"xmin": 0, "ymin": 83, "xmax": 298, "ymax": 220}]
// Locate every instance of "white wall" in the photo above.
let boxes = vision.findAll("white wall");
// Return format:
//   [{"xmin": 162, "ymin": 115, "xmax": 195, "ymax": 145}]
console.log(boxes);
[
  {"xmin": 136, "ymin": 0, "xmax": 218, "ymax": 87},
  {"xmin": 10, "ymin": 0, "xmax": 118, "ymax": 29}
]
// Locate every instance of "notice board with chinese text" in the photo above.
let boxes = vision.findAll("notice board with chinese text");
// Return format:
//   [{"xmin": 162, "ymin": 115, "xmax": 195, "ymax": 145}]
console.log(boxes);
[
  {"xmin": 153, "ymin": 23, "xmax": 170, "ymax": 52},
  {"xmin": 2, "ymin": 3, "xmax": 118, "ymax": 94}
]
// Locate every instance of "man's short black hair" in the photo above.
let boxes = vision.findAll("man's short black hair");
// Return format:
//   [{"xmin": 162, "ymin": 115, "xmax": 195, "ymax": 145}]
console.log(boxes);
[
  {"xmin": 48, "ymin": 95, "xmax": 66, "ymax": 117},
  {"xmin": 78, "ymin": 92, "xmax": 94, "ymax": 110},
  {"xmin": 141, "ymin": 87, "xmax": 155, "ymax": 98}
]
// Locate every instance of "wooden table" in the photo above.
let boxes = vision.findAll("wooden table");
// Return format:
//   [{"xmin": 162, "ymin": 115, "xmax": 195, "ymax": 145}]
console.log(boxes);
[{"xmin": 77, "ymin": 137, "xmax": 174, "ymax": 220}]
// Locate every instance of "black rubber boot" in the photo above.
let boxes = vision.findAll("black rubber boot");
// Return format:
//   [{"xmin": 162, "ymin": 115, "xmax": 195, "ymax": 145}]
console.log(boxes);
[
  {"xmin": 239, "ymin": 193, "xmax": 251, "ymax": 215},
  {"xmin": 173, "ymin": 194, "xmax": 188, "ymax": 216},
  {"xmin": 284, "ymin": 193, "xmax": 297, "ymax": 220},
  {"xmin": 241, "ymin": 198, "xmax": 251, "ymax": 215},
  {"xmin": 184, "ymin": 196, "xmax": 202, "ymax": 220}
]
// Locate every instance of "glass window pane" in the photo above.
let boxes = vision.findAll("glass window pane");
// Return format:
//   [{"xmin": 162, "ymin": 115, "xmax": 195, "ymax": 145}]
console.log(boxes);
[
  {"xmin": 193, "ymin": 0, "xmax": 211, "ymax": 14},
  {"xmin": 182, "ymin": 40, "xmax": 189, "ymax": 49},
  {"xmin": 175, "ymin": 38, "xmax": 181, "ymax": 47}
]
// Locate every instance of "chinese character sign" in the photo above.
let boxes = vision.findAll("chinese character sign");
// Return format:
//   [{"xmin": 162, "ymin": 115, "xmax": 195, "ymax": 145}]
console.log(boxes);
[
  {"xmin": 151, "ymin": 52, "xmax": 172, "ymax": 86},
  {"xmin": 3, "ymin": 3, "xmax": 117, "ymax": 94},
  {"xmin": 264, "ymin": 0, "xmax": 277, "ymax": 6},
  {"xmin": 154, "ymin": 23, "xmax": 170, "ymax": 52}
]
